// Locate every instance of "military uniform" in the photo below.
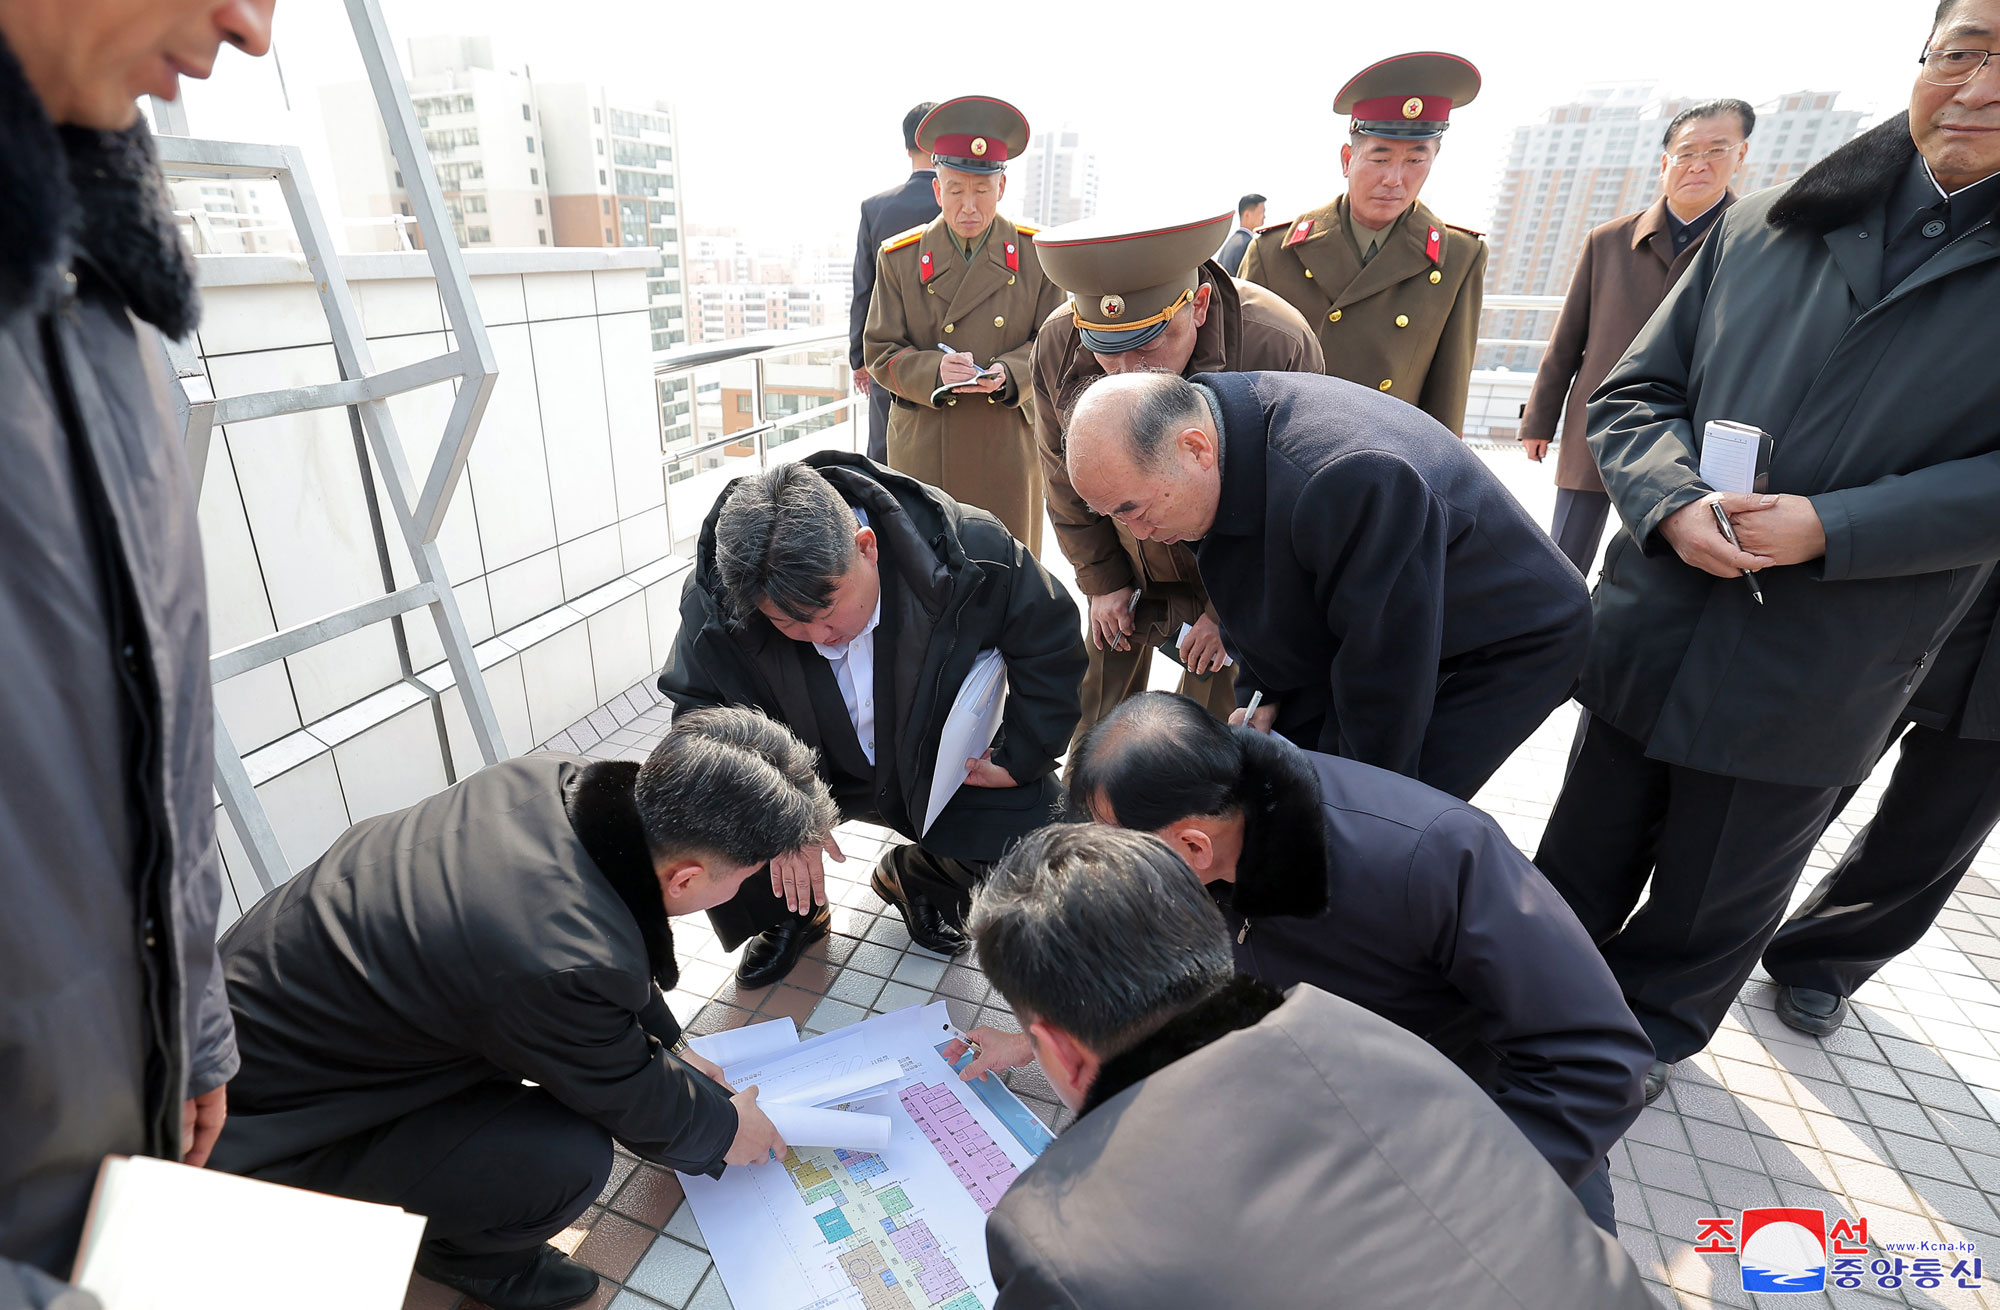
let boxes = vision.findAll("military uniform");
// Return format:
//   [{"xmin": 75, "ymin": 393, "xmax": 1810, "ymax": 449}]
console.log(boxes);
[
  {"xmin": 1241, "ymin": 50, "xmax": 1488, "ymax": 435},
  {"xmin": 1031, "ymin": 211, "xmax": 1323, "ymax": 745},
  {"xmin": 1240, "ymin": 198, "xmax": 1485, "ymax": 434},
  {"xmin": 862, "ymin": 97, "xmax": 1065, "ymax": 554}
]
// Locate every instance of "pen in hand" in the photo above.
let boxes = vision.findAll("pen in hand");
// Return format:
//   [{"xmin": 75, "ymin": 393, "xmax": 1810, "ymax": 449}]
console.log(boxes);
[{"xmin": 1708, "ymin": 497, "xmax": 1764, "ymax": 606}]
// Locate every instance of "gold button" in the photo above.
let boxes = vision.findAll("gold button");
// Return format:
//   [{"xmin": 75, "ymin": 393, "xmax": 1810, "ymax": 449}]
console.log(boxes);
[
  {"xmin": 987, "ymin": 395, "xmax": 996, "ymax": 404},
  {"xmin": 947, "ymin": 398, "xmax": 958, "ymax": 406},
  {"xmin": 993, "ymin": 315, "xmax": 1005, "ymax": 328},
  {"xmin": 1378, "ymin": 379, "xmax": 1394, "ymax": 391},
  {"xmin": 1395, "ymin": 315, "xmax": 1410, "ymax": 328},
  {"xmin": 1429, "ymin": 270, "xmax": 1442, "ymax": 284},
  {"xmin": 927, "ymin": 285, "xmax": 936, "ymax": 295},
  {"xmin": 944, "ymin": 323, "xmax": 954, "ymax": 333},
  {"xmin": 1304, "ymin": 269, "xmax": 1314, "ymax": 279},
  {"xmin": 1007, "ymin": 275, "xmax": 1016, "ymax": 285},
  {"xmin": 1328, "ymin": 309, "xmax": 1342, "ymax": 323}
]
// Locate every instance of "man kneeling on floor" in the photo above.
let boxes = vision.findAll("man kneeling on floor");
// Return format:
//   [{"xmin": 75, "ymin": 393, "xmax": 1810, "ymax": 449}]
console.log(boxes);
[
  {"xmin": 209, "ymin": 708, "xmax": 834, "ymax": 1310},
  {"xmin": 659, "ymin": 453, "xmax": 1085, "ymax": 980},
  {"xmin": 959, "ymin": 824, "xmax": 1655, "ymax": 1308}
]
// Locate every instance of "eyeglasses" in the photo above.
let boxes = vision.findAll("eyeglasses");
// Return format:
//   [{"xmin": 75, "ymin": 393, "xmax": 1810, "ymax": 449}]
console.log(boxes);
[
  {"xmin": 1919, "ymin": 47, "xmax": 1999, "ymax": 86},
  {"xmin": 1664, "ymin": 144, "xmax": 1741, "ymax": 167}
]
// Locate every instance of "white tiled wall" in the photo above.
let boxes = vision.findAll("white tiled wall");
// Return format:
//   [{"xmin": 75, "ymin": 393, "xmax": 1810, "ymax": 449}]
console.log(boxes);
[{"xmin": 196, "ymin": 255, "xmax": 693, "ymax": 918}]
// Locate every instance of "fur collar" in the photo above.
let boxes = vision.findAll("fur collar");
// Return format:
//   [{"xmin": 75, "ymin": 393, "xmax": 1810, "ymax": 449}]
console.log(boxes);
[
  {"xmin": 1079, "ymin": 975, "xmax": 1286, "ymax": 1118},
  {"xmin": 1226, "ymin": 748, "xmax": 1332, "ymax": 920},
  {"xmin": 1769, "ymin": 114, "xmax": 1917, "ymax": 234},
  {"xmin": 564, "ymin": 760, "xmax": 680, "ymax": 994},
  {"xmin": 0, "ymin": 33, "xmax": 199, "ymax": 335}
]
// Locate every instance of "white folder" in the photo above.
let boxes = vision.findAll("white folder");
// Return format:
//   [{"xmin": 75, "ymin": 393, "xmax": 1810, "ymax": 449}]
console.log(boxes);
[{"xmin": 921, "ymin": 648, "xmax": 1008, "ymax": 835}]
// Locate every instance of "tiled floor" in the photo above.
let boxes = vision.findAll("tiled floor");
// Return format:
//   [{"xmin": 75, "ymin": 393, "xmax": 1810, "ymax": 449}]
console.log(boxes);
[{"xmin": 406, "ymin": 454, "xmax": 2000, "ymax": 1310}]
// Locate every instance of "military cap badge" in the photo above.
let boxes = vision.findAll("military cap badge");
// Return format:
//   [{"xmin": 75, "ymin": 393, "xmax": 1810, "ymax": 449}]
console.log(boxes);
[{"xmin": 1099, "ymin": 294, "xmax": 1125, "ymax": 318}]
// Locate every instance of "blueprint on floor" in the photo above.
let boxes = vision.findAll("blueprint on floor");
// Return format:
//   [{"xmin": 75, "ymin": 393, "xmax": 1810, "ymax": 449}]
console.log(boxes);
[{"xmin": 681, "ymin": 1003, "xmax": 1045, "ymax": 1310}]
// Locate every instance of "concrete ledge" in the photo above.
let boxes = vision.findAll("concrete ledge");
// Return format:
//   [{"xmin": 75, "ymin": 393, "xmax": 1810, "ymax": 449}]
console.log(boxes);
[{"xmin": 195, "ymin": 246, "xmax": 659, "ymax": 288}]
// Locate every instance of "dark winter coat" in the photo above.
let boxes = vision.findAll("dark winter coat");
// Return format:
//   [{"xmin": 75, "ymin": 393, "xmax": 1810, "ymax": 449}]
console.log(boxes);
[
  {"xmin": 1192, "ymin": 370, "xmax": 1592, "ymax": 799},
  {"xmin": 210, "ymin": 757, "xmax": 738, "ymax": 1180},
  {"xmin": 0, "ymin": 39, "xmax": 236, "ymax": 1306},
  {"xmin": 658, "ymin": 452, "xmax": 1084, "ymax": 861},
  {"xmin": 1585, "ymin": 116, "xmax": 2000, "ymax": 786},
  {"xmin": 986, "ymin": 980, "xmax": 1654, "ymax": 1310},
  {"xmin": 1223, "ymin": 750, "xmax": 1651, "ymax": 1187}
]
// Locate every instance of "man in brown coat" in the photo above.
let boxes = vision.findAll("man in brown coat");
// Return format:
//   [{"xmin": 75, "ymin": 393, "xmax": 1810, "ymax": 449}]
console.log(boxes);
[
  {"xmin": 1031, "ymin": 213, "xmax": 1322, "ymax": 748},
  {"xmin": 1520, "ymin": 99, "xmax": 1755, "ymax": 573},
  {"xmin": 960, "ymin": 825, "xmax": 1654, "ymax": 1310},
  {"xmin": 1240, "ymin": 51, "xmax": 1487, "ymax": 434},
  {"xmin": 865, "ymin": 96, "xmax": 1066, "ymax": 553}
]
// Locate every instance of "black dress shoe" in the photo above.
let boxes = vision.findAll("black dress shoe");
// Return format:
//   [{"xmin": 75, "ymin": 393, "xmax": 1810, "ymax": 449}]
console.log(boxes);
[
  {"xmin": 871, "ymin": 870, "xmax": 970, "ymax": 956},
  {"xmin": 1642, "ymin": 1059, "xmax": 1673, "ymax": 1105},
  {"xmin": 736, "ymin": 905, "xmax": 830, "ymax": 988},
  {"xmin": 415, "ymin": 1247, "xmax": 600, "ymax": 1310},
  {"xmin": 1775, "ymin": 983, "xmax": 1849, "ymax": 1037}
]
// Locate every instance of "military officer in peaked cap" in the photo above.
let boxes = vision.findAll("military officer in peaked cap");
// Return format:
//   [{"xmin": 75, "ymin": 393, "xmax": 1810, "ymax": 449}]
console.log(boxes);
[
  {"xmin": 1241, "ymin": 51, "xmax": 1489, "ymax": 435},
  {"xmin": 865, "ymin": 96, "xmax": 1066, "ymax": 553},
  {"xmin": 1032, "ymin": 211, "xmax": 1322, "ymax": 751}
]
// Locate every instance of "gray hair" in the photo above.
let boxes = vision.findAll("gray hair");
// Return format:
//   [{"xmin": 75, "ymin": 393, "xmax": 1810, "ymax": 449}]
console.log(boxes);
[
  {"xmin": 1663, "ymin": 99, "xmax": 1756, "ymax": 148},
  {"xmin": 714, "ymin": 463, "xmax": 860, "ymax": 624},
  {"xmin": 1073, "ymin": 370, "xmax": 1209, "ymax": 471},
  {"xmin": 967, "ymin": 824, "xmax": 1235, "ymax": 1053},
  {"xmin": 634, "ymin": 706, "xmax": 837, "ymax": 865}
]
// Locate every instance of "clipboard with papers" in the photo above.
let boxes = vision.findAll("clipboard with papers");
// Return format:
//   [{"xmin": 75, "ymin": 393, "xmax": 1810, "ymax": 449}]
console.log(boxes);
[
  {"xmin": 1699, "ymin": 419, "xmax": 1775, "ymax": 495},
  {"xmin": 921, "ymin": 647, "xmax": 1008, "ymax": 835}
]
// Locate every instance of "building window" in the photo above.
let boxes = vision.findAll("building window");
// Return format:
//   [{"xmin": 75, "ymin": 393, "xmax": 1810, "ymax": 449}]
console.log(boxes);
[
  {"xmin": 534, "ymin": 198, "xmax": 544, "ymax": 214},
  {"xmin": 521, "ymin": 104, "xmax": 531, "ymax": 121},
  {"xmin": 736, "ymin": 395, "xmax": 752, "ymax": 414},
  {"xmin": 529, "ymin": 167, "xmax": 539, "ymax": 184},
  {"xmin": 394, "ymin": 170, "xmax": 404, "ymax": 187},
  {"xmin": 596, "ymin": 140, "xmax": 604, "ymax": 155},
  {"xmin": 526, "ymin": 136, "xmax": 536, "ymax": 153},
  {"xmin": 467, "ymin": 225, "xmax": 490, "ymax": 243},
  {"xmin": 601, "ymin": 198, "xmax": 611, "ymax": 214},
  {"xmin": 605, "ymin": 229, "xmax": 615, "ymax": 241},
  {"xmin": 593, "ymin": 107, "xmax": 602, "ymax": 124},
  {"xmin": 598, "ymin": 169, "xmax": 607, "ymax": 185},
  {"xmin": 538, "ymin": 230, "xmax": 548, "ymax": 245},
  {"xmin": 465, "ymin": 195, "xmax": 487, "ymax": 213}
]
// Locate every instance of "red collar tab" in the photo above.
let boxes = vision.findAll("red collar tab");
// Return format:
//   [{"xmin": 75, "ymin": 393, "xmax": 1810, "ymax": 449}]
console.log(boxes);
[
  {"xmin": 1284, "ymin": 218, "xmax": 1315, "ymax": 248},
  {"xmin": 920, "ymin": 249, "xmax": 936, "ymax": 282},
  {"xmin": 1004, "ymin": 240, "xmax": 1019, "ymax": 272},
  {"xmin": 1426, "ymin": 226, "xmax": 1443, "ymax": 263}
]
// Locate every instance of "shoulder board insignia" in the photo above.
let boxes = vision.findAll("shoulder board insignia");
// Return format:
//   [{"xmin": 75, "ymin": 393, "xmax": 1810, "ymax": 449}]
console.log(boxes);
[
  {"xmin": 1254, "ymin": 218, "xmax": 1292, "ymax": 235},
  {"xmin": 881, "ymin": 225, "xmax": 926, "ymax": 253},
  {"xmin": 1445, "ymin": 222, "xmax": 1486, "ymax": 239},
  {"xmin": 1283, "ymin": 218, "xmax": 1315, "ymax": 248},
  {"xmin": 920, "ymin": 249, "xmax": 936, "ymax": 283},
  {"xmin": 1014, "ymin": 222, "xmax": 1041, "ymax": 237},
  {"xmin": 1004, "ymin": 240, "xmax": 1019, "ymax": 272},
  {"xmin": 1426, "ymin": 225, "xmax": 1442, "ymax": 264}
]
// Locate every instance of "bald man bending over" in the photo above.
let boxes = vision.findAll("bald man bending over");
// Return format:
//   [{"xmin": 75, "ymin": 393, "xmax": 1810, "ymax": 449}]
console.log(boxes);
[{"xmin": 1064, "ymin": 370, "xmax": 1590, "ymax": 800}]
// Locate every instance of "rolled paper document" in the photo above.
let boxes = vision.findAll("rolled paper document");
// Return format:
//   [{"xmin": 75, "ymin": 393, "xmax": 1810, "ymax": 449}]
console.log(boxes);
[
  {"xmin": 763, "ymin": 1104, "xmax": 892, "ymax": 1151},
  {"xmin": 771, "ymin": 1059, "xmax": 903, "ymax": 1108}
]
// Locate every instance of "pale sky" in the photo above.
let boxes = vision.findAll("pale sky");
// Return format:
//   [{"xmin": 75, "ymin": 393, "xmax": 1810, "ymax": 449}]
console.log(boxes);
[{"xmin": 172, "ymin": 0, "xmax": 1933, "ymax": 254}]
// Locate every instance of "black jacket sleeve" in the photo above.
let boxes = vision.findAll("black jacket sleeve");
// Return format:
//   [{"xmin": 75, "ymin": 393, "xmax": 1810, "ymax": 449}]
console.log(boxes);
[
  {"xmin": 657, "ymin": 573, "xmax": 732, "ymax": 713},
  {"xmin": 988, "ymin": 535, "xmax": 1087, "ymax": 786},
  {"xmin": 1296, "ymin": 451, "xmax": 1451, "ymax": 776},
  {"xmin": 479, "ymin": 967, "xmax": 737, "ymax": 1176},
  {"xmin": 850, "ymin": 198, "xmax": 878, "ymax": 371},
  {"xmin": 1408, "ymin": 808, "xmax": 1652, "ymax": 1185}
]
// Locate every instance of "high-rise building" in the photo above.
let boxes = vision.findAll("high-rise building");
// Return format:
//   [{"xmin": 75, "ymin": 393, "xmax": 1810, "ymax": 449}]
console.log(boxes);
[
  {"xmin": 688, "ymin": 284, "xmax": 842, "ymax": 343},
  {"xmin": 1480, "ymin": 85, "xmax": 1862, "ymax": 368},
  {"xmin": 168, "ymin": 178, "xmax": 295, "ymax": 254},
  {"xmin": 1016, "ymin": 124, "xmax": 1098, "ymax": 227}
]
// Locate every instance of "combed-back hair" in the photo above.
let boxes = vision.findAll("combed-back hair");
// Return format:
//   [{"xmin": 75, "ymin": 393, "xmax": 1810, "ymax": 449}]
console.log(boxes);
[
  {"xmin": 903, "ymin": 101, "xmax": 939, "ymax": 152},
  {"xmin": 634, "ymin": 706, "xmax": 837, "ymax": 866},
  {"xmin": 968, "ymin": 824, "xmax": 1234, "ymax": 1053},
  {"xmin": 1662, "ymin": 98, "xmax": 1756, "ymax": 148},
  {"xmin": 1236, "ymin": 193, "xmax": 1266, "ymax": 215},
  {"xmin": 713, "ymin": 462, "xmax": 860, "ymax": 624}
]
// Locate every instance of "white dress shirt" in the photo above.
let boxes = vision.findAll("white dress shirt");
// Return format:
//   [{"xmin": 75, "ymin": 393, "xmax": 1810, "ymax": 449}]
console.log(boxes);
[{"xmin": 811, "ymin": 506, "xmax": 882, "ymax": 765}]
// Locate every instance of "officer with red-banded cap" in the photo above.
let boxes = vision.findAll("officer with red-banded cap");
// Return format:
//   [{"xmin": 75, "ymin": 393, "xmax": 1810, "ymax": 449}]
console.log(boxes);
[
  {"xmin": 863, "ymin": 95, "xmax": 1065, "ymax": 553},
  {"xmin": 1241, "ymin": 51, "xmax": 1489, "ymax": 436}
]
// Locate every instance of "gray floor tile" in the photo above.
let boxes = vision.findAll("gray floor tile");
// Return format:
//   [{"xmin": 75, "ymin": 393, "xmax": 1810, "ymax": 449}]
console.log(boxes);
[
  {"xmin": 1630, "ymin": 1141, "xmax": 1713, "ymax": 1202},
  {"xmin": 873, "ymin": 980, "xmax": 931, "ymax": 1012},
  {"xmin": 825, "ymin": 968, "xmax": 885, "ymax": 1009},
  {"xmin": 685, "ymin": 1270, "xmax": 734, "ymax": 1310},
  {"xmin": 666, "ymin": 1200, "xmax": 707, "ymax": 1251},
  {"xmin": 890, "ymin": 953, "xmax": 948, "ymax": 989},
  {"xmin": 623, "ymin": 1235, "xmax": 711, "ymax": 1307},
  {"xmin": 807, "ymin": 997, "xmax": 867, "ymax": 1031}
]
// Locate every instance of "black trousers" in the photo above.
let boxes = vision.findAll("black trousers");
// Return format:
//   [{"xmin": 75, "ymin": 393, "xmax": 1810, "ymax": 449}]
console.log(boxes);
[
  {"xmin": 1763, "ymin": 724, "xmax": 2000, "ymax": 998},
  {"xmin": 245, "ymin": 1082, "xmax": 612, "ymax": 1278},
  {"xmin": 708, "ymin": 841, "xmax": 989, "ymax": 950},
  {"xmin": 866, "ymin": 383, "xmax": 892, "ymax": 465},
  {"xmin": 1549, "ymin": 487, "xmax": 1613, "ymax": 579},
  {"xmin": 1535, "ymin": 714, "xmax": 1843, "ymax": 1063}
]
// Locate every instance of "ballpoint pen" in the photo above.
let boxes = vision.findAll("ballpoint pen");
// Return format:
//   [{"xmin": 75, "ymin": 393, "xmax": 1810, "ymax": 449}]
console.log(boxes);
[{"xmin": 1709, "ymin": 498, "xmax": 1764, "ymax": 605}]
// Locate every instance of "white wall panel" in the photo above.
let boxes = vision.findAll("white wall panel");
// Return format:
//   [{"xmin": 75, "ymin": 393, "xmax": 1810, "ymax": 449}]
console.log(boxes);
[{"xmin": 532, "ymin": 317, "xmax": 618, "ymax": 540}]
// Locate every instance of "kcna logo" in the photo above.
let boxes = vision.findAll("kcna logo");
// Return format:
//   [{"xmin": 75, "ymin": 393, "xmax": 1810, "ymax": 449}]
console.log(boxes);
[{"xmin": 1695, "ymin": 1208, "xmax": 1844, "ymax": 1293}]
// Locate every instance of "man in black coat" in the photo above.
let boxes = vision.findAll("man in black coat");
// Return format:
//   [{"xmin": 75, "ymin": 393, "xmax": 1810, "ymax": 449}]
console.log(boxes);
[
  {"xmin": 659, "ymin": 452, "xmax": 1084, "ymax": 977},
  {"xmin": 1764, "ymin": 576, "xmax": 2000, "ymax": 1036},
  {"xmin": 957, "ymin": 693, "xmax": 1650, "ymax": 1233},
  {"xmin": 851, "ymin": 101, "xmax": 942, "ymax": 463},
  {"xmin": 1536, "ymin": 0, "xmax": 2000, "ymax": 1102},
  {"xmin": 210, "ymin": 710, "xmax": 833, "ymax": 1310},
  {"xmin": 1063, "ymin": 369, "xmax": 1592, "ymax": 801}
]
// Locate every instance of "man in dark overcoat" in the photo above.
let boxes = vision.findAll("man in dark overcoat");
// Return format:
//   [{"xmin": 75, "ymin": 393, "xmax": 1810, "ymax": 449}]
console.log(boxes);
[
  {"xmin": 1064, "ymin": 369, "xmax": 1591, "ymax": 801},
  {"xmin": 1536, "ymin": 0, "xmax": 2000, "ymax": 1102},
  {"xmin": 957, "ymin": 693, "xmax": 1650, "ymax": 1233},
  {"xmin": 211, "ymin": 709, "xmax": 832, "ymax": 1310},
  {"xmin": 850, "ymin": 101, "xmax": 940, "ymax": 463},
  {"xmin": 659, "ymin": 453, "xmax": 1084, "ymax": 974}
]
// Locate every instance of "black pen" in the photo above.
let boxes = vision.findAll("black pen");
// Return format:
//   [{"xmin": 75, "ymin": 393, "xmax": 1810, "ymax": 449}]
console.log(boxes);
[{"xmin": 1709, "ymin": 499, "xmax": 1764, "ymax": 605}]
